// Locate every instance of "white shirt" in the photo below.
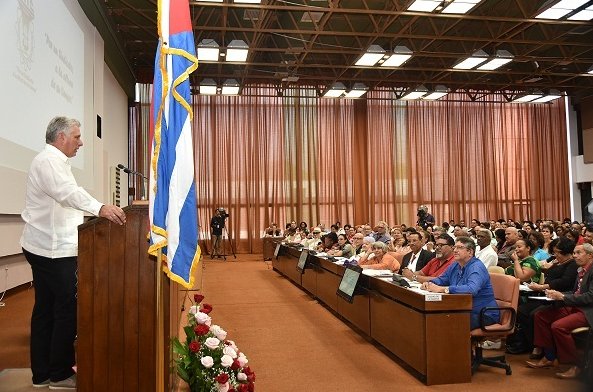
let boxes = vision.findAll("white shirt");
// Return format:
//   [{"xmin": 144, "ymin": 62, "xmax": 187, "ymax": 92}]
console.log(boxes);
[
  {"xmin": 476, "ymin": 244, "xmax": 498, "ymax": 269},
  {"xmin": 407, "ymin": 251, "xmax": 421, "ymax": 271},
  {"xmin": 21, "ymin": 144, "xmax": 103, "ymax": 258}
]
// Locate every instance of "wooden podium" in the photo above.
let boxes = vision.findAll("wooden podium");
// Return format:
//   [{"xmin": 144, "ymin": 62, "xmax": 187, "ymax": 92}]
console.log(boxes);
[{"xmin": 77, "ymin": 203, "xmax": 174, "ymax": 391}]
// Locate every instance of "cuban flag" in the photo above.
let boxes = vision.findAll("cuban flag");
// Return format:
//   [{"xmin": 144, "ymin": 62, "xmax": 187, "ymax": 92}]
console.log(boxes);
[{"xmin": 148, "ymin": 0, "xmax": 200, "ymax": 288}]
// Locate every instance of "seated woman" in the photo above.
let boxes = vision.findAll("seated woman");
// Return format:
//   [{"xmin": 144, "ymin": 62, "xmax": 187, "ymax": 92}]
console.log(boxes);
[
  {"xmin": 283, "ymin": 228, "xmax": 299, "ymax": 243},
  {"xmin": 526, "ymin": 243, "xmax": 593, "ymax": 379},
  {"xmin": 358, "ymin": 242, "xmax": 399, "ymax": 271},
  {"xmin": 387, "ymin": 227, "xmax": 411, "ymax": 263},
  {"xmin": 529, "ymin": 231, "xmax": 550, "ymax": 262},
  {"xmin": 505, "ymin": 238, "xmax": 542, "ymax": 283},
  {"xmin": 316, "ymin": 232, "xmax": 339, "ymax": 253},
  {"xmin": 507, "ymin": 238, "xmax": 578, "ymax": 355},
  {"xmin": 328, "ymin": 234, "xmax": 355, "ymax": 258}
]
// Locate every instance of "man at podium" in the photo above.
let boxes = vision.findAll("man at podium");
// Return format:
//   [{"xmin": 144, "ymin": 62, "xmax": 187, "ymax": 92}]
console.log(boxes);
[{"xmin": 20, "ymin": 116, "xmax": 126, "ymax": 390}]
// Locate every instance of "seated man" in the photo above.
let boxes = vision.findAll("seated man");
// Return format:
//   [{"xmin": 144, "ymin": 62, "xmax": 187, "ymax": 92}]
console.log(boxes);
[
  {"xmin": 422, "ymin": 236, "xmax": 500, "ymax": 330},
  {"xmin": 398, "ymin": 232, "xmax": 433, "ymax": 273},
  {"xmin": 475, "ymin": 228, "xmax": 498, "ymax": 268},
  {"xmin": 402, "ymin": 234, "xmax": 455, "ymax": 283},
  {"xmin": 526, "ymin": 243, "xmax": 593, "ymax": 380}
]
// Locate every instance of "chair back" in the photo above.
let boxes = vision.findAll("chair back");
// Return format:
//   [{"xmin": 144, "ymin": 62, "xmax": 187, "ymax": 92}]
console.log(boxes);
[
  {"xmin": 489, "ymin": 273, "xmax": 520, "ymax": 329},
  {"xmin": 488, "ymin": 265, "xmax": 505, "ymax": 274}
]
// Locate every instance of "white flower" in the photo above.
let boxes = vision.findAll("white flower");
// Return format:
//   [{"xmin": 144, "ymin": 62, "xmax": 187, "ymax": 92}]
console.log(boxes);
[
  {"xmin": 195, "ymin": 311, "xmax": 212, "ymax": 326},
  {"xmin": 205, "ymin": 337, "xmax": 221, "ymax": 350},
  {"xmin": 201, "ymin": 356, "xmax": 214, "ymax": 368},
  {"xmin": 220, "ymin": 354, "xmax": 233, "ymax": 368},
  {"xmin": 188, "ymin": 305, "xmax": 199, "ymax": 315},
  {"xmin": 217, "ymin": 382, "xmax": 230, "ymax": 392},
  {"xmin": 226, "ymin": 340, "xmax": 238, "ymax": 351},
  {"xmin": 237, "ymin": 353, "xmax": 248, "ymax": 367},
  {"xmin": 223, "ymin": 346, "xmax": 237, "ymax": 358},
  {"xmin": 237, "ymin": 372, "xmax": 247, "ymax": 381},
  {"xmin": 210, "ymin": 325, "xmax": 228, "ymax": 340}
]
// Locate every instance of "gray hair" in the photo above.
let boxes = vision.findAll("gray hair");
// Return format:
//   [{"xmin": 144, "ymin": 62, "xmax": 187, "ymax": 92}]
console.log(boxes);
[
  {"xmin": 583, "ymin": 243, "xmax": 593, "ymax": 255},
  {"xmin": 371, "ymin": 241, "xmax": 387, "ymax": 251},
  {"xmin": 456, "ymin": 236, "xmax": 476, "ymax": 254},
  {"xmin": 46, "ymin": 116, "xmax": 81, "ymax": 143},
  {"xmin": 363, "ymin": 236, "xmax": 375, "ymax": 244},
  {"xmin": 477, "ymin": 228, "xmax": 492, "ymax": 240}
]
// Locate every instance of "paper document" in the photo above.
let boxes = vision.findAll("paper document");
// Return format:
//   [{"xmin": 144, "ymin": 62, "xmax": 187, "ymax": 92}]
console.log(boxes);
[
  {"xmin": 527, "ymin": 296, "xmax": 555, "ymax": 301},
  {"xmin": 362, "ymin": 269, "xmax": 393, "ymax": 277}
]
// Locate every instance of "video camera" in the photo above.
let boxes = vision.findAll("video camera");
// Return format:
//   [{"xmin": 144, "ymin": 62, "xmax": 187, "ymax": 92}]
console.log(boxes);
[
  {"xmin": 217, "ymin": 207, "xmax": 230, "ymax": 218},
  {"xmin": 417, "ymin": 208, "xmax": 427, "ymax": 218}
]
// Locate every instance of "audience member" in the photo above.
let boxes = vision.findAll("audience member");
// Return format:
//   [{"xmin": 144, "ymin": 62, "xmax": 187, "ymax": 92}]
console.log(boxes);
[
  {"xmin": 358, "ymin": 242, "xmax": 399, "ymax": 271},
  {"xmin": 526, "ymin": 243, "xmax": 593, "ymax": 380},
  {"xmin": 402, "ymin": 234, "xmax": 455, "ymax": 283},
  {"xmin": 398, "ymin": 232, "xmax": 433, "ymax": 273},
  {"xmin": 422, "ymin": 237, "xmax": 500, "ymax": 330},
  {"xmin": 505, "ymin": 238, "xmax": 541, "ymax": 283},
  {"xmin": 475, "ymin": 228, "xmax": 498, "ymax": 268}
]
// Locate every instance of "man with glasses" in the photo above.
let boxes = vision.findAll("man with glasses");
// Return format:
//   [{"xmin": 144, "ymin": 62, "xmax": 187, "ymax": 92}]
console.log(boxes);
[
  {"xmin": 305, "ymin": 228, "xmax": 323, "ymax": 250},
  {"xmin": 373, "ymin": 221, "xmax": 391, "ymax": 245},
  {"xmin": 422, "ymin": 236, "xmax": 499, "ymax": 330},
  {"xmin": 402, "ymin": 234, "xmax": 455, "ymax": 283}
]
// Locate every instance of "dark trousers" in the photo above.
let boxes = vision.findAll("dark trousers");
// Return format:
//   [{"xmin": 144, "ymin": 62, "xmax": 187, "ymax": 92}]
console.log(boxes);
[
  {"xmin": 534, "ymin": 305, "xmax": 588, "ymax": 364},
  {"xmin": 517, "ymin": 300, "xmax": 550, "ymax": 348},
  {"xmin": 23, "ymin": 249, "xmax": 77, "ymax": 383}
]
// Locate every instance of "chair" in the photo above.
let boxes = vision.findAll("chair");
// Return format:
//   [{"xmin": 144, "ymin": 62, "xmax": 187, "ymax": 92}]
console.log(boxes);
[
  {"xmin": 488, "ymin": 265, "xmax": 505, "ymax": 274},
  {"xmin": 471, "ymin": 273, "xmax": 520, "ymax": 375}
]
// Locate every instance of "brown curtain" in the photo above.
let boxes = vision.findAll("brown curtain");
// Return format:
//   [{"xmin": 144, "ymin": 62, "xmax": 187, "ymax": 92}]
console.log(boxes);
[{"xmin": 137, "ymin": 85, "xmax": 569, "ymax": 253}]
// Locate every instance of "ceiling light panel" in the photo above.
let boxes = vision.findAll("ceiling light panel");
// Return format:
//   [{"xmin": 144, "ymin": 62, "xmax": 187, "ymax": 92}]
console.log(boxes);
[
  {"xmin": 355, "ymin": 45, "xmax": 385, "ymax": 66},
  {"xmin": 407, "ymin": 0, "xmax": 441, "ymax": 12},
  {"xmin": 535, "ymin": 0, "xmax": 589, "ymax": 19},
  {"xmin": 568, "ymin": 6, "xmax": 593, "ymax": 20},
  {"xmin": 381, "ymin": 54, "xmax": 412, "ymax": 67},
  {"xmin": 442, "ymin": 0, "xmax": 482, "ymax": 15},
  {"xmin": 512, "ymin": 94, "xmax": 544, "ymax": 103},
  {"xmin": 530, "ymin": 95, "xmax": 562, "ymax": 103}
]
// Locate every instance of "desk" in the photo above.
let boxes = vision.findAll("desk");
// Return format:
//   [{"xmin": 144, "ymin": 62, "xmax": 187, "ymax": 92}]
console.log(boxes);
[
  {"xmin": 262, "ymin": 237, "xmax": 282, "ymax": 261},
  {"xmin": 272, "ymin": 245, "xmax": 472, "ymax": 385}
]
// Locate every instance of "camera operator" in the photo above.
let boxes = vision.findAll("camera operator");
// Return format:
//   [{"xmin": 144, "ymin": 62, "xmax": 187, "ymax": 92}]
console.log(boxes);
[
  {"xmin": 417, "ymin": 205, "xmax": 435, "ymax": 230},
  {"xmin": 210, "ymin": 208, "xmax": 228, "ymax": 258}
]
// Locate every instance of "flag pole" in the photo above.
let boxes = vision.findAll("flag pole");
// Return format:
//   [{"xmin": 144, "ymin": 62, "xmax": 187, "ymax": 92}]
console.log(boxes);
[{"xmin": 156, "ymin": 248, "xmax": 165, "ymax": 392}]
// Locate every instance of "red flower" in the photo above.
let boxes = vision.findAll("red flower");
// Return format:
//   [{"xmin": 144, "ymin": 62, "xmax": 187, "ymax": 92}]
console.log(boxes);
[
  {"xmin": 243, "ymin": 366, "xmax": 252, "ymax": 375},
  {"xmin": 228, "ymin": 389, "xmax": 236, "ymax": 392},
  {"xmin": 215, "ymin": 373, "xmax": 229, "ymax": 384},
  {"xmin": 194, "ymin": 294, "xmax": 205, "ymax": 303},
  {"xmin": 231, "ymin": 359, "xmax": 241, "ymax": 370},
  {"xmin": 189, "ymin": 341, "xmax": 200, "ymax": 353},
  {"xmin": 194, "ymin": 324, "xmax": 210, "ymax": 336},
  {"xmin": 248, "ymin": 382, "xmax": 255, "ymax": 392},
  {"xmin": 201, "ymin": 303, "xmax": 213, "ymax": 314},
  {"xmin": 237, "ymin": 384, "xmax": 248, "ymax": 392},
  {"xmin": 247, "ymin": 372, "xmax": 256, "ymax": 383}
]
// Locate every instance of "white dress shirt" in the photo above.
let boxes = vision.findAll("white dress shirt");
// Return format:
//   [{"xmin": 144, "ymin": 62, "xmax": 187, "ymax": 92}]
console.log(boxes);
[
  {"xmin": 407, "ymin": 251, "xmax": 421, "ymax": 271},
  {"xmin": 476, "ymin": 244, "xmax": 498, "ymax": 269},
  {"xmin": 21, "ymin": 144, "xmax": 103, "ymax": 258}
]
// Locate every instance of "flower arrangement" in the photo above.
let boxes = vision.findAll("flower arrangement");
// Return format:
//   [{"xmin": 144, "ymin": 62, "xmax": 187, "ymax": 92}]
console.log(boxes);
[{"xmin": 172, "ymin": 294, "xmax": 256, "ymax": 392}]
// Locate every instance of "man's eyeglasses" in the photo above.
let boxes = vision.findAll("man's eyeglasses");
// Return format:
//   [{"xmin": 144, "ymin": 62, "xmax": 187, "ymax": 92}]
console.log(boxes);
[
  {"xmin": 434, "ymin": 243, "xmax": 449, "ymax": 248},
  {"xmin": 453, "ymin": 245, "xmax": 468, "ymax": 250}
]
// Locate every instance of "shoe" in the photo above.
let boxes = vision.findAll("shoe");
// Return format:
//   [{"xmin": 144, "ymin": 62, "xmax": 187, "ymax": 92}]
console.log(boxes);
[
  {"xmin": 526, "ymin": 358, "xmax": 557, "ymax": 369},
  {"xmin": 556, "ymin": 366, "xmax": 581, "ymax": 379},
  {"xmin": 480, "ymin": 340, "xmax": 502, "ymax": 350},
  {"xmin": 529, "ymin": 349, "xmax": 545, "ymax": 360},
  {"xmin": 49, "ymin": 374, "xmax": 76, "ymax": 390},
  {"xmin": 33, "ymin": 379, "xmax": 50, "ymax": 388}
]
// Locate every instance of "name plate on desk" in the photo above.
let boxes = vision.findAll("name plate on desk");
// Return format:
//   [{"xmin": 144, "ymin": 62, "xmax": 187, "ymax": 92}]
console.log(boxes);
[
  {"xmin": 425, "ymin": 293, "xmax": 443, "ymax": 302},
  {"xmin": 274, "ymin": 243, "xmax": 281, "ymax": 258}
]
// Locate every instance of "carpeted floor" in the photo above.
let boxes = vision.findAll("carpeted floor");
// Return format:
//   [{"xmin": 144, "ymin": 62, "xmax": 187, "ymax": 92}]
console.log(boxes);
[{"xmin": 0, "ymin": 254, "xmax": 587, "ymax": 391}]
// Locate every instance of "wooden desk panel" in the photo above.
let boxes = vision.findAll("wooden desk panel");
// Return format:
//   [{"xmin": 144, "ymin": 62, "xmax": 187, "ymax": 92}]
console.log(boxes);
[
  {"xmin": 315, "ymin": 267, "xmax": 339, "ymax": 311},
  {"xmin": 370, "ymin": 295, "xmax": 426, "ymax": 374},
  {"xmin": 301, "ymin": 265, "xmax": 317, "ymax": 296},
  {"xmin": 337, "ymin": 292, "xmax": 371, "ymax": 335}
]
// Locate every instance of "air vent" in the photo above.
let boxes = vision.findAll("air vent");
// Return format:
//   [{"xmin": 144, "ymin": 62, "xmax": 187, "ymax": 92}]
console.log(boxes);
[
  {"xmin": 244, "ymin": 9, "xmax": 260, "ymax": 21},
  {"xmin": 301, "ymin": 12, "xmax": 324, "ymax": 23}
]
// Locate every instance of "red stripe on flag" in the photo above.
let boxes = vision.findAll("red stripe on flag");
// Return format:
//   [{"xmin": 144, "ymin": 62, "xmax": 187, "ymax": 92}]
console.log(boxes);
[{"xmin": 169, "ymin": 0, "xmax": 193, "ymax": 35}]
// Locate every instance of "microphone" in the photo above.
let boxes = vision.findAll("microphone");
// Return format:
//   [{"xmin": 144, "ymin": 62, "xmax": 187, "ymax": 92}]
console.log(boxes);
[
  {"xmin": 118, "ymin": 164, "xmax": 148, "ymax": 200},
  {"xmin": 117, "ymin": 164, "xmax": 147, "ymax": 180}
]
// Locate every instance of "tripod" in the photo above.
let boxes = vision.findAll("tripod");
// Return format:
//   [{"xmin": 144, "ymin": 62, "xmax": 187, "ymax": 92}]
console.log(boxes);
[{"xmin": 210, "ymin": 225, "xmax": 236, "ymax": 260}]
